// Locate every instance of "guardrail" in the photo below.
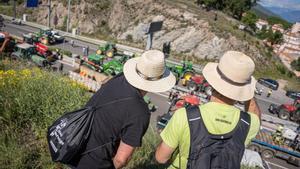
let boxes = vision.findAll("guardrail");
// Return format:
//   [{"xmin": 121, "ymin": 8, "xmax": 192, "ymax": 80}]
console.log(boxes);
[{"xmin": 2, "ymin": 14, "xmax": 203, "ymax": 72}]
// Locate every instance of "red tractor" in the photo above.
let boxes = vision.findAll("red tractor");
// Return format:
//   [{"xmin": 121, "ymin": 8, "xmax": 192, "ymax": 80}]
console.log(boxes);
[
  {"xmin": 269, "ymin": 99, "xmax": 300, "ymax": 122},
  {"xmin": 34, "ymin": 43, "xmax": 59, "ymax": 62},
  {"xmin": 183, "ymin": 75, "xmax": 212, "ymax": 96}
]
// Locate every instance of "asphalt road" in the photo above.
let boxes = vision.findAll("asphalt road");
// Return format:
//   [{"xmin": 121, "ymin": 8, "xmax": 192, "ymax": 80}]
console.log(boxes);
[{"xmin": 2, "ymin": 20, "xmax": 299, "ymax": 169}]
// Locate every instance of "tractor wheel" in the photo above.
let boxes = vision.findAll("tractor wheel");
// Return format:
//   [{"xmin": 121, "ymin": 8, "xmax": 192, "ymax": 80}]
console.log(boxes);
[
  {"xmin": 278, "ymin": 108, "xmax": 290, "ymax": 120},
  {"xmin": 10, "ymin": 54, "xmax": 18, "ymax": 60},
  {"xmin": 261, "ymin": 149, "xmax": 275, "ymax": 159},
  {"xmin": 248, "ymin": 144, "xmax": 260, "ymax": 152},
  {"xmin": 187, "ymin": 81, "xmax": 198, "ymax": 91},
  {"xmin": 182, "ymin": 72, "xmax": 194, "ymax": 86},
  {"xmin": 106, "ymin": 49, "xmax": 114, "ymax": 58},
  {"xmin": 290, "ymin": 110, "xmax": 300, "ymax": 122}
]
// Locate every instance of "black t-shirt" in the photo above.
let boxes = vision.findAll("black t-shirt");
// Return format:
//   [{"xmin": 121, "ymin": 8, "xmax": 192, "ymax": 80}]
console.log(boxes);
[{"xmin": 74, "ymin": 73, "xmax": 150, "ymax": 169}]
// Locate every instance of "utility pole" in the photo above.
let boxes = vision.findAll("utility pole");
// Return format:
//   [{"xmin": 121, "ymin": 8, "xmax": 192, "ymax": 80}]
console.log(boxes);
[
  {"xmin": 66, "ymin": 0, "xmax": 71, "ymax": 32},
  {"xmin": 48, "ymin": 0, "xmax": 51, "ymax": 28},
  {"xmin": 13, "ymin": 0, "xmax": 16, "ymax": 18}
]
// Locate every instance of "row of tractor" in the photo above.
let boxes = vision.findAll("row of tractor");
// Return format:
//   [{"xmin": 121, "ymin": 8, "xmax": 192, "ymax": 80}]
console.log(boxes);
[{"xmin": 0, "ymin": 32, "xmax": 61, "ymax": 67}]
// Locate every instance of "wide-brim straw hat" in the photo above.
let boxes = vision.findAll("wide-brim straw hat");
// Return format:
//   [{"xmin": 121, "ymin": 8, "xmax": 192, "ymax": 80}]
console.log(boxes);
[
  {"xmin": 203, "ymin": 51, "xmax": 257, "ymax": 102},
  {"xmin": 124, "ymin": 50, "xmax": 176, "ymax": 93}
]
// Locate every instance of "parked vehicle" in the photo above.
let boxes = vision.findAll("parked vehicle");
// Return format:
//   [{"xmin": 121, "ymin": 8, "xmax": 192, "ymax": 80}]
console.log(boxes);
[
  {"xmin": 0, "ymin": 32, "xmax": 16, "ymax": 54},
  {"xmin": 166, "ymin": 61, "xmax": 195, "ymax": 81},
  {"xmin": 11, "ymin": 18, "xmax": 22, "ymax": 25},
  {"xmin": 157, "ymin": 94, "xmax": 201, "ymax": 130},
  {"xmin": 248, "ymin": 128, "xmax": 300, "ymax": 167},
  {"xmin": 258, "ymin": 78, "xmax": 279, "ymax": 90},
  {"xmin": 184, "ymin": 75, "xmax": 212, "ymax": 96},
  {"xmin": 11, "ymin": 43, "xmax": 48, "ymax": 67},
  {"xmin": 286, "ymin": 91, "xmax": 300, "ymax": 100},
  {"xmin": 97, "ymin": 42, "xmax": 117, "ymax": 58},
  {"xmin": 269, "ymin": 99, "xmax": 300, "ymax": 122},
  {"xmin": 100, "ymin": 59, "xmax": 123, "ymax": 76}
]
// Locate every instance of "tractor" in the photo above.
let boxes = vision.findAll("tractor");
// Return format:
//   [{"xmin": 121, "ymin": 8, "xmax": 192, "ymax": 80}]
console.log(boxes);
[
  {"xmin": 11, "ymin": 43, "xmax": 48, "ymax": 67},
  {"xmin": 100, "ymin": 59, "xmax": 123, "ymax": 76},
  {"xmin": 157, "ymin": 94, "xmax": 200, "ymax": 131},
  {"xmin": 0, "ymin": 32, "xmax": 16, "ymax": 54},
  {"xmin": 96, "ymin": 42, "xmax": 117, "ymax": 58},
  {"xmin": 166, "ymin": 61, "xmax": 195, "ymax": 82},
  {"xmin": 183, "ymin": 74, "xmax": 212, "ymax": 96},
  {"xmin": 34, "ymin": 42, "xmax": 59, "ymax": 63},
  {"xmin": 269, "ymin": 99, "xmax": 300, "ymax": 122}
]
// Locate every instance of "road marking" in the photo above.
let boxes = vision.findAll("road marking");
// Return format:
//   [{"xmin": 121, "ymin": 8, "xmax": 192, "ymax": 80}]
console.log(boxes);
[{"xmin": 265, "ymin": 161, "xmax": 289, "ymax": 169}]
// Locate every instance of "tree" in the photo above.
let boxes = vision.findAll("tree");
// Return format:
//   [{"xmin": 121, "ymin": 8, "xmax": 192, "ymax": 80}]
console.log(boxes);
[
  {"xmin": 242, "ymin": 11, "xmax": 258, "ymax": 31},
  {"xmin": 267, "ymin": 30, "xmax": 283, "ymax": 45},
  {"xmin": 267, "ymin": 16, "xmax": 292, "ymax": 30},
  {"xmin": 291, "ymin": 57, "xmax": 300, "ymax": 71}
]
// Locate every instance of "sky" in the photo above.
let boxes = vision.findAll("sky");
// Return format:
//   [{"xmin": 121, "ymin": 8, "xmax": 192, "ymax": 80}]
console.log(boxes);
[{"xmin": 258, "ymin": 0, "xmax": 300, "ymax": 10}]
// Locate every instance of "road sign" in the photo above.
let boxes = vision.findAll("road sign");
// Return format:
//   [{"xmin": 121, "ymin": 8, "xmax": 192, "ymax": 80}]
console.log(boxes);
[
  {"xmin": 146, "ymin": 21, "xmax": 163, "ymax": 34},
  {"xmin": 26, "ymin": 0, "xmax": 39, "ymax": 7}
]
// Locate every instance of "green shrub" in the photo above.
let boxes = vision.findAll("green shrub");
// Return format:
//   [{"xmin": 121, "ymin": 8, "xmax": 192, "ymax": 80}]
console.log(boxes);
[{"xmin": 0, "ymin": 60, "xmax": 90, "ymax": 168}]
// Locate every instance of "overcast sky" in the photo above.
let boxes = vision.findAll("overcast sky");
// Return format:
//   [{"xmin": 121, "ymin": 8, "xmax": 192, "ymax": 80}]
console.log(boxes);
[{"xmin": 259, "ymin": 0, "xmax": 300, "ymax": 10}]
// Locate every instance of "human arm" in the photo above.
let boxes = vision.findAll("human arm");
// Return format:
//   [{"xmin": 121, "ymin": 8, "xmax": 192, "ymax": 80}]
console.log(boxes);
[
  {"xmin": 113, "ymin": 141, "xmax": 135, "ymax": 169},
  {"xmin": 155, "ymin": 141, "xmax": 175, "ymax": 164},
  {"xmin": 155, "ymin": 108, "xmax": 185, "ymax": 164}
]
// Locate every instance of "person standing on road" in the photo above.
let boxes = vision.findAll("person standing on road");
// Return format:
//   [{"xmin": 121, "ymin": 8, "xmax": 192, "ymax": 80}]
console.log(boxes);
[
  {"xmin": 72, "ymin": 50, "xmax": 176, "ymax": 169},
  {"xmin": 267, "ymin": 89, "xmax": 272, "ymax": 98},
  {"xmin": 155, "ymin": 51, "xmax": 261, "ymax": 169}
]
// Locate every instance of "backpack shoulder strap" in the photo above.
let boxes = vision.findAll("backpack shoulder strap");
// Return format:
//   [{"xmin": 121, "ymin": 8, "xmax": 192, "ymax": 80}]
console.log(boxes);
[{"xmin": 235, "ymin": 111, "xmax": 251, "ymax": 142}]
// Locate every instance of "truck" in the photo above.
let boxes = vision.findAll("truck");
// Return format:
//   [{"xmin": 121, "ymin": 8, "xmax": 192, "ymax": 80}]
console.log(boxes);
[
  {"xmin": 248, "ymin": 128, "xmax": 300, "ymax": 167},
  {"xmin": 0, "ymin": 32, "xmax": 16, "ymax": 54},
  {"xmin": 269, "ymin": 99, "xmax": 300, "ymax": 123}
]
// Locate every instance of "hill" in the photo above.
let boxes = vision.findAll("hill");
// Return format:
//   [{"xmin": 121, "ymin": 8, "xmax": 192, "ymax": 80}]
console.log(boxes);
[{"xmin": 251, "ymin": 4, "xmax": 279, "ymax": 19}]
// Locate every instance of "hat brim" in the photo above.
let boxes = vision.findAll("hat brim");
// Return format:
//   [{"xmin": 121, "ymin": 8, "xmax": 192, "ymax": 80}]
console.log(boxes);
[
  {"xmin": 123, "ymin": 57, "xmax": 176, "ymax": 93},
  {"xmin": 203, "ymin": 63, "xmax": 256, "ymax": 102}
]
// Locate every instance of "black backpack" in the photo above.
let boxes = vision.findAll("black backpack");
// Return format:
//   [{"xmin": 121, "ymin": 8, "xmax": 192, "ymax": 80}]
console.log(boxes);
[
  {"xmin": 186, "ymin": 105, "xmax": 251, "ymax": 169},
  {"xmin": 47, "ymin": 97, "xmax": 134, "ymax": 164}
]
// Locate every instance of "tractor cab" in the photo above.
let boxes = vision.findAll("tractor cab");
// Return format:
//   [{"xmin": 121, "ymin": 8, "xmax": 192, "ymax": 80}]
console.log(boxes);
[
  {"xmin": 12, "ymin": 43, "xmax": 36, "ymax": 59},
  {"xmin": 97, "ymin": 42, "xmax": 117, "ymax": 58}
]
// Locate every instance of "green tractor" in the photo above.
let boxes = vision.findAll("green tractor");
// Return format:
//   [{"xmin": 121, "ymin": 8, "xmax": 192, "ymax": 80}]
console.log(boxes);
[
  {"xmin": 166, "ymin": 61, "xmax": 195, "ymax": 81},
  {"xmin": 11, "ymin": 43, "xmax": 48, "ymax": 67},
  {"xmin": 87, "ymin": 53, "xmax": 106, "ymax": 65},
  {"xmin": 100, "ymin": 59, "xmax": 123, "ymax": 76},
  {"xmin": 96, "ymin": 42, "xmax": 117, "ymax": 58},
  {"xmin": 143, "ymin": 95, "xmax": 158, "ymax": 112}
]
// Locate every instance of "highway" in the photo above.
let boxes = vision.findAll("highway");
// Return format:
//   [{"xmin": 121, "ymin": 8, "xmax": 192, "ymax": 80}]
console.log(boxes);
[{"xmin": 2, "ymin": 19, "xmax": 299, "ymax": 169}]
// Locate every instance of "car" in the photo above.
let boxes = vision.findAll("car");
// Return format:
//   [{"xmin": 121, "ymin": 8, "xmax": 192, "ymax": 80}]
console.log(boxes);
[
  {"xmin": 257, "ymin": 78, "xmax": 279, "ymax": 90},
  {"xmin": 286, "ymin": 91, "xmax": 300, "ymax": 100},
  {"xmin": 11, "ymin": 18, "xmax": 22, "ymax": 25}
]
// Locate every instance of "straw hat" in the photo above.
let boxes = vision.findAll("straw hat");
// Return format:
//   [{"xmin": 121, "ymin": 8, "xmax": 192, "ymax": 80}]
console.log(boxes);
[
  {"xmin": 203, "ymin": 51, "xmax": 256, "ymax": 101},
  {"xmin": 123, "ymin": 50, "xmax": 176, "ymax": 93}
]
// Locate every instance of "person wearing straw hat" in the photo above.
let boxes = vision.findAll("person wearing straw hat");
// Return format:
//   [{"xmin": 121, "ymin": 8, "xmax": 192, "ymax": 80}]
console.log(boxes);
[
  {"xmin": 155, "ymin": 51, "xmax": 261, "ymax": 169},
  {"xmin": 73, "ymin": 50, "xmax": 175, "ymax": 169}
]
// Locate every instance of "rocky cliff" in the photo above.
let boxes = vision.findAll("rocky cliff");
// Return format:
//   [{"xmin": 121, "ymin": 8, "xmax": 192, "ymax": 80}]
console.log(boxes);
[{"xmin": 30, "ymin": 0, "xmax": 264, "ymax": 62}]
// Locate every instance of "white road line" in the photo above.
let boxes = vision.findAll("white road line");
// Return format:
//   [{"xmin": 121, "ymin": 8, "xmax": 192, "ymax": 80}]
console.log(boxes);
[{"xmin": 265, "ymin": 161, "xmax": 289, "ymax": 169}]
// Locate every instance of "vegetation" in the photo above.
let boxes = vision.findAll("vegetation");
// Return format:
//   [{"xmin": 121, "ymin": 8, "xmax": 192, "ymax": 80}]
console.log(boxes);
[
  {"xmin": 241, "ymin": 11, "xmax": 258, "ymax": 31},
  {"xmin": 195, "ymin": 0, "xmax": 257, "ymax": 19},
  {"xmin": 267, "ymin": 16, "xmax": 292, "ymax": 30},
  {"xmin": 291, "ymin": 57, "xmax": 300, "ymax": 71},
  {"xmin": 0, "ymin": 58, "xmax": 90, "ymax": 169}
]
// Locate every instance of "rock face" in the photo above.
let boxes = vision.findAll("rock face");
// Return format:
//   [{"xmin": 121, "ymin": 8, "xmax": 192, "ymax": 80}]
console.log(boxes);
[{"xmin": 30, "ymin": 0, "xmax": 262, "ymax": 61}]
